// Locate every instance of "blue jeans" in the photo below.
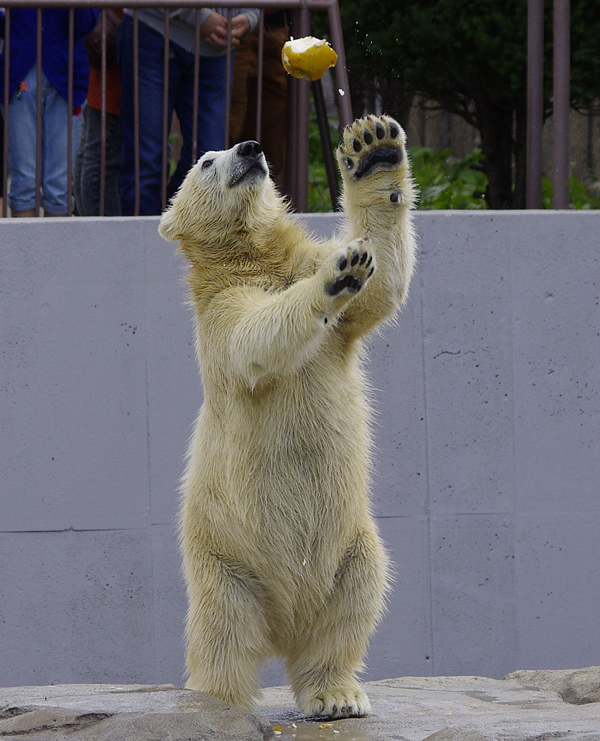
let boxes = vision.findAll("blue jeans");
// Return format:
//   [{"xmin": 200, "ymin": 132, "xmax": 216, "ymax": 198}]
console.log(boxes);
[
  {"xmin": 74, "ymin": 103, "xmax": 122, "ymax": 216},
  {"xmin": 117, "ymin": 15, "xmax": 229, "ymax": 215},
  {"xmin": 3, "ymin": 66, "xmax": 82, "ymax": 214}
]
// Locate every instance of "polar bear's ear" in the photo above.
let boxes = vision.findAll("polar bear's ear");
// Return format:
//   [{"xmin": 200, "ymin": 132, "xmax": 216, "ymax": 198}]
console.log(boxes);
[{"xmin": 158, "ymin": 207, "xmax": 180, "ymax": 242}]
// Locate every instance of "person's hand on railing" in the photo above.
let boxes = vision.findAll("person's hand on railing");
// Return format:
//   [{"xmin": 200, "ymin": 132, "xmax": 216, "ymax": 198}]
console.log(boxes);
[
  {"xmin": 200, "ymin": 11, "xmax": 231, "ymax": 47},
  {"xmin": 201, "ymin": 11, "xmax": 251, "ymax": 48},
  {"xmin": 230, "ymin": 13, "xmax": 251, "ymax": 42}
]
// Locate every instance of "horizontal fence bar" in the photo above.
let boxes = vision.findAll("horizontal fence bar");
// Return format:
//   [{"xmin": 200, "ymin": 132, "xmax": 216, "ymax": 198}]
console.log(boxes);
[{"xmin": 3, "ymin": 0, "xmax": 338, "ymax": 8}]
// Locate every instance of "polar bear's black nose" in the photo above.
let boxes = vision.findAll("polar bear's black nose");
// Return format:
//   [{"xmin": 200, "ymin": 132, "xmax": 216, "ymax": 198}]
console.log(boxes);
[{"xmin": 238, "ymin": 141, "xmax": 263, "ymax": 160}]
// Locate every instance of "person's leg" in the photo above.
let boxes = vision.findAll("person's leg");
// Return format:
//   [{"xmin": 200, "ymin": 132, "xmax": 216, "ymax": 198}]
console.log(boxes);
[
  {"xmin": 73, "ymin": 104, "xmax": 121, "ymax": 216},
  {"xmin": 6, "ymin": 65, "xmax": 39, "ymax": 215},
  {"xmin": 245, "ymin": 25, "xmax": 288, "ymax": 179},
  {"xmin": 118, "ymin": 15, "xmax": 174, "ymax": 215},
  {"xmin": 41, "ymin": 73, "xmax": 82, "ymax": 215},
  {"xmin": 73, "ymin": 103, "xmax": 98, "ymax": 215},
  {"xmin": 103, "ymin": 111, "xmax": 122, "ymax": 216},
  {"xmin": 169, "ymin": 50, "xmax": 228, "ymax": 200},
  {"xmin": 229, "ymin": 31, "xmax": 256, "ymax": 146}
]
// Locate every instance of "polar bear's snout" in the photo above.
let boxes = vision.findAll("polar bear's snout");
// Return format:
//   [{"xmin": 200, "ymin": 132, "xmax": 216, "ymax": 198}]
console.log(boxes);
[
  {"xmin": 237, "ymin": 140, "xmax": 263, "ymax": 159},
  {"xmin": 228, "ymin": 140, "xmax": 269, "ymax": 188}
]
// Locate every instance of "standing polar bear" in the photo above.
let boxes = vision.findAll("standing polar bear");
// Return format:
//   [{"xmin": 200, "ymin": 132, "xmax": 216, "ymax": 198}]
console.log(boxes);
[{"xmin": 159, "ymin": 115, "xmax": 416, "ymax": 719}]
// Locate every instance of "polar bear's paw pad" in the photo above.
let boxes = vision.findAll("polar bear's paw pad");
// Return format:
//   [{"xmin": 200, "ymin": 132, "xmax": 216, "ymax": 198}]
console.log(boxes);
[
  {"xmin": 339, "ymin": 115, "xmax": 405, "ymax": 181},
  {"xmin": 303, "ymin": 688, "xmax": 371, "ymax": 719},
  {"xmin": 325, "ymin": 238, "xmax": 375, "ymax": 297}
]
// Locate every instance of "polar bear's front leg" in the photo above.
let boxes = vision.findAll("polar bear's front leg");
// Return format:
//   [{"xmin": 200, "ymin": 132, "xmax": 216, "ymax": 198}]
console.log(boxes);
[
  {"xmin": 229, "ymin": 238, "xmax": 375, "ymax": 387},
  {"xmin": 334, "ymin": 115, "xmax": 416, "ymax": 338}
]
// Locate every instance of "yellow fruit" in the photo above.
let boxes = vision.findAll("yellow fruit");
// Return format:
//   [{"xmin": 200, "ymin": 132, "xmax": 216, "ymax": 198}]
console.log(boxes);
[{"xmin": 281, "ymin": 36, "xmax": 338, "ymax": 81}]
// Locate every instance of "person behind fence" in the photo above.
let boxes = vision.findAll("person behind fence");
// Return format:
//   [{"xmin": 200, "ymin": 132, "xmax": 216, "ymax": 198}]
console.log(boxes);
[
  {"xmin": 117, "ymin": 7, "xmax": 259, "ymax": 216},
  {"xmin": 74, "ymin": 9, "xmax": 124, "ymax": 217},
  {"xmin": 229, "ymin": 9, "xmax": 289, "ymax": 187},
  {"xmin": 0, "ymin": 7, "xmax": 98, "ymax": 217}
]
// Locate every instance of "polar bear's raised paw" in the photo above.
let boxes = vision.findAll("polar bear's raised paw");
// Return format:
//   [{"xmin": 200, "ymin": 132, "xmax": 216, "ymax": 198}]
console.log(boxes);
[
  {"xmin": 324, "ymin": 238, "xmax": 375, "ymax": 297},
  {"xmin": 338, "ymin": 115, "xmax": 405, "ymax": 182}
]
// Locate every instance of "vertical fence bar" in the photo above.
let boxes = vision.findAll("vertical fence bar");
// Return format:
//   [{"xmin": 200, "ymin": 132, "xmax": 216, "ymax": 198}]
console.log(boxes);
[
  {"xmin": 255, "ymin": 9, "xmax": 265, "ymax": 143},
  {"xmin": 526, "ymin": 0, "xmax": 544, "ymax": 209},
  {"xmin": 312, "ymin": 78, "xmax": 339, "ymax": 210},
  {"xmin": 133, "ymin": 10, "xmax": 140, "ymax": 215},
  {"xmin": 224, "ymin": 7, "xmax": 233, "ymax": 149},
  {"xmin": 161, "ymin": 8, "xmax": 171, "ymax": 212},
  {"xmin": 327, "ymin": 0, "xmax": 352, "ymax": 128},
  {"xmin": 192, "ymin": 9, "xmax": 201, "ymax": 164},
  {"xmin": 99, "ymin": 9, "xmax": 108, "ymax": 216},
  {"xmin": 67, "ymin": 8, "xmax": 74, "ymax": 216},
  {"xmin": 552, "ymin": 0, "xmax": 570, "ymax": 209},
  {"xmin": 35, "ymin": 8, "xmax": 43, "ymax": 215},
  {"xmin": 294, "ymin": 3, "xmax": 310, "ymax": 212},
  {"xmin": 284, "ymin": 59, "xmax": 298, "ymax": 199},
  {"xmin": 2, "ymin": 7, "xmax": 10, "ymax": 217}
]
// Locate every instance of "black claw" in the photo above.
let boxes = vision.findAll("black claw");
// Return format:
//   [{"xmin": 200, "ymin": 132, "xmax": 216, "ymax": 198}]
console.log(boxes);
[
  {"xmin": 344, "ymin": 157, "xmax": 354, "ymax": 170},
  {"xmin": 390, "ymin": 191, "xmax": 399, "ymax": 203},
  {"xmin": 359, "ymin": 251, "xmax": 368, "ymax": 265},
  {"xmin": 375, "ymin": 123, "xmax": 385, "ymax": 139},
  {"xmin": 368, "ymin": 266, "xmax": 375, "ymax": 278},
  {"xmin": 364, "ymin": 131, "xmax": 373, "ymax": 145},
  {"xmin": 351, "ymin": 250, "xmax": 359, "ymax": 267},
  {"xmin": 338, "ymin": 256, "xmax": 348, "ymax": 271},
  {"xmin": 390, "ymin": 124, "xmax": 399, "ymax": 139},
  {"xmin": 353, "ymin": 138, "xmax": 362, "ymax": 152}
]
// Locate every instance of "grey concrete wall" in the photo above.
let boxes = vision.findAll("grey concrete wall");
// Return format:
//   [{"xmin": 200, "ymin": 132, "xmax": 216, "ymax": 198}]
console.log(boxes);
[{"xmin": 1, "ymin": 212, "xmax": 599, "ymax": 689}]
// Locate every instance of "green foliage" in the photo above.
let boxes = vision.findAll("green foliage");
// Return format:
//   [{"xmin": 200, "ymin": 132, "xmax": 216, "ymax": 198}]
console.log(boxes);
[
  {"xmin": 541, "ymin": 176, "xmax": 600, "ymax": 210},
  {"xmin": 340, "ymin": 0, "xmax": 600, "ymax": 208},
  {"xmin": 308, "ymin": 113, "xmax": 339, "ymax": 213},
  {"xmin": 409, "ymin": 147, "xmax": 488, "ymax": 209},
  {"xmin": 308, "ymin": 132, "xmax": 600, "ymax": 211},
  {"xmin": 341, "ymin": 0, "xmax": 600, "ymax": 119}
]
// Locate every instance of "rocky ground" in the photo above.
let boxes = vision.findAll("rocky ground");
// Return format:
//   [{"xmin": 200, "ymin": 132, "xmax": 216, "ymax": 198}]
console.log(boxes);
[{"xmin": 1, "ymin": 667, "xmax": 599, "ymax": 740}]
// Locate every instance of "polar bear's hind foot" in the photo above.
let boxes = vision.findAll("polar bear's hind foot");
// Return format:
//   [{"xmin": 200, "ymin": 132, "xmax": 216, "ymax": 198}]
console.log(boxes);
[
  {"xmin": 299, "ymin": 686, "xmax": 372, "ymax": 720},
  {"xmin": 338, "ymin": 115, "xmax": 405, "ymax": 181}
]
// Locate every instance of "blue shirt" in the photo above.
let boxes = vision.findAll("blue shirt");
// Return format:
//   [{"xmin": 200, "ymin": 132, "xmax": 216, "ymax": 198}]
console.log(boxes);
[{"xmin": 0, "ymin": 8, "xmax": 99, "ymax": 106}]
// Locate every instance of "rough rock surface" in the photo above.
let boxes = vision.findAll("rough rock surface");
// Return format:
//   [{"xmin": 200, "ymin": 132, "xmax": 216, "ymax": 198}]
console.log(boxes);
[
  {"xmin": 0, "ymin": 684, "xmax": 272, "ymax": 740},
  {"xmin": 260, "ymin": 668, "xmax": 600, "ymax": 741},
  {"xmin": 1, "ymin": 669, "xmax": 599, "ymax": 741},
  {"xmin": 506, "ymin": 667, "xmax": 600, "ymax": 706}
]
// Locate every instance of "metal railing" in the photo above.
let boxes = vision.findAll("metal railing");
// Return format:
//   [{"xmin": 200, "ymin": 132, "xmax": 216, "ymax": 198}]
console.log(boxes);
[
  {"xmin": 1, "ymin": 0, "xmax": 351, "ymax": 217},
  {"xmin": 526, "ymin": 0, "xmax": 571, "ymax": 209}
]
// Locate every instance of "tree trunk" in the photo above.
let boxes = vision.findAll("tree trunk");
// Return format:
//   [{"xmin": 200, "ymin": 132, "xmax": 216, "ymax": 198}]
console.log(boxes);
[{"xmin": 474, "ymin": 94, "xmax": 514, "ymax": 209}]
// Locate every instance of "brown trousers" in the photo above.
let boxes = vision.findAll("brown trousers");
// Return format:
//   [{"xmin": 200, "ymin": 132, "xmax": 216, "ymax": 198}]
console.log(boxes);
[{"xmin": 229, "ymin": 24, "xmax": 288, "ymax": 181}]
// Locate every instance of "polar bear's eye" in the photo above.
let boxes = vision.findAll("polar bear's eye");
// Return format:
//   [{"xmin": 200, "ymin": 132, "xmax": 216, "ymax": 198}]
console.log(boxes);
[{"xmin": 201, "ymin": 159, "xmax": 214, "ymax": 170}]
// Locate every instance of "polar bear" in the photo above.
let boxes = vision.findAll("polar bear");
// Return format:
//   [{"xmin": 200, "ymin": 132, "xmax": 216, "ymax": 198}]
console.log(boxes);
[{"xmin": 159, "ymin": 115, "xmax": 416, "ymax": 719}]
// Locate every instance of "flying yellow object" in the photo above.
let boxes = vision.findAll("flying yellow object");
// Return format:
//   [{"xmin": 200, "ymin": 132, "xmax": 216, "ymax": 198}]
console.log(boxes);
[{"xmin": 281, "ymin": 36, "xmax": 338, "ymax": 81}]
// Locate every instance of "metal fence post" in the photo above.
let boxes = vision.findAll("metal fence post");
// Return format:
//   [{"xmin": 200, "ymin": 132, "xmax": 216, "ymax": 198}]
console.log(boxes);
[
  {"xmin": 526, "ymin": 0, "xmax": 544, "ymax": 209},
  {"xmin": 552, "ymin": 0, "xmax": 570, "ymax": 209}
]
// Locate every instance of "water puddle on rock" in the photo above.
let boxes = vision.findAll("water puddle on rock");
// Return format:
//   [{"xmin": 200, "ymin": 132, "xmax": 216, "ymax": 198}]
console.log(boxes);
[{"xmin": 272, "ymin": 719, "xmax": 373, "ymax": 740}]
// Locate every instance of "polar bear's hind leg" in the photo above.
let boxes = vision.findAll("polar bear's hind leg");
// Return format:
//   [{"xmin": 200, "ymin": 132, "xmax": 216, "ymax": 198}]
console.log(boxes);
[
  {"xmin": 185, "ymin": 553, "xmax": 271, "ymax": 710},
  {"xmin": 286, "ymin": 530, "xmax": 389, "ymax": 719}
]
